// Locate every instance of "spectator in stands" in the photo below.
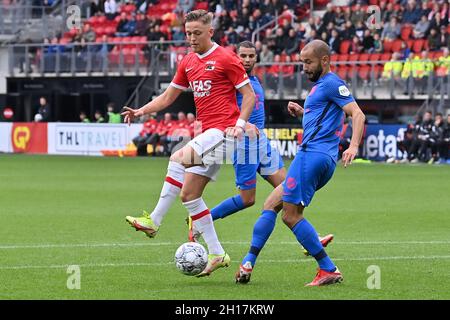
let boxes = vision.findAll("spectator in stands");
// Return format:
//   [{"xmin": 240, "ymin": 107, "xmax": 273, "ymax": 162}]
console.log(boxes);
[
  {"xmin": 284, "ymin": 28, "xmax": 300, "ymax": 56},
  {"xmin": 350, "ymin": 2, "xmax": 365, "ymax": 26},
  {"xmin": 132, "ymin": 113, "xmax": 159, "ymax": 156},
  {"xmin": 95, "ymin": 110, "xmax": 106, "ymax": 123},
  {"xmin": 104, "ymin": 0, "xmax": 118, "ymax": 20},
  {"xmin": 322, "ymin": 3, "xmax": 336, "ymax": 27},
  {"xmin": 329, "ymin": 29, "xmax": 341, "ymax": 54},
  {"xmin": 427, "ymin": 27, "xmax": 441, "ymax": 51},
  {"xmin": 413, "ymin": 15, "xmax": 430, "ymax": 39},
  {"xmin": 175, "ymin": 0, "xmax": 194, "ymax": 14},
  {"xmin": 386, "ymin": 122, "xmax": 416, "ymax": 163},
  {"xmin": 429, "ymin": 12, "xmax": 446, "ymax": 32},
  {"xmin": 440, "ymin": 114, "xmax": 450, "ymax": 162},
  {"xmin": 83, "ymin": 24, "xmax": 96, "ymax": 43},
  {"xmin": 154, "ymin": 112, "xmax": 175, "ymax": 156},
  {"xmin": 172, "ymin": 26, "xmax": 185, "ymax": 45},
  {"xmin": 349, "ymin": 35, "xmax": 363, "ymax": 54},
  {"xmin": 439, "ymin": 25, "xmax": 450, "ymax": 49},
  {"xmin": 320, "ymin": 31, "xmax": 329, "ymax": 45},
  {"xmin": 362, "ymin": 29, "xmax": 375, "ymax": 53},
  {"xmin": 116, "ymin": 12, "xmax": 130, "ymax": 37},
  {"xmin": 381, "ymin": 2, "xmax": 396, "ymax": 23},
  {"xmin": 135, "ymin": 12, "xmax": 150, "ymax": 36},
  {"xmin": 402, "ymin": 0, "xmax": 421, "ymax": 25},
  {"xmin": 373, "ymin": 32, "xmax": 383, "ymax": 53},
  {"xmin": 382, "ymin": 17, "xmax": 401, "ymax": 41},
  {"xmin": 35, "ymin": 97, "xmax": 50, "ymax": 122},
  {"xmin": 272, "ymin": 28, "xmax": 286, "ymax": 55},
  {"xmin": 107, "ymin": 103, "xmax": 121, "ymax": 123},
  {"xmin": 226, "ymin": 26, "xmax": 239, "ymax": 45},
  {"xmin": 341, "ymin": 20, "xmax": 356, "ymax": 41},
  {"xmin": 80, "ymin": 111, "xmax": 90, "ymax": 123},
  {"xmin": 436, "ymin": 47, "xmax": 450, "ymax": 77},
  {"xmin": 259, "ymin": 43, "xmax": 274, "ymax": 63},
  {"xmin": 333, "ymin": 6, "xmax": 345, "ymax": 27},
  {"xmin": 419, "ymin": 0, "xmax": 431, "ymax": 18}
]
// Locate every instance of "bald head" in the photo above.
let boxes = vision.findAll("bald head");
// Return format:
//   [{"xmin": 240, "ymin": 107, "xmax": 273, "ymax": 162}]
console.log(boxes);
[
  {"xmin": 300, "ymin": 40, "xmax": 332, "ymax": 82},
  {"xmin": 302, "ymin": 40, "xmax": 331, "ymax": 60}
]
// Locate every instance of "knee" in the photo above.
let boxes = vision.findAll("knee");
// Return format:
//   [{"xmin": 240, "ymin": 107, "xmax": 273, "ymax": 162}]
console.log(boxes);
[
  {"xmin": 180, "ymin": 189, "xmax": 195, "ymax": 203},
  {"xmin": 241, "ymin": 195, "xmax": 256, "ymax": 208},
  {"xmin": 281, "ymin": 211, "xmax": 297, "ymax": 228}
]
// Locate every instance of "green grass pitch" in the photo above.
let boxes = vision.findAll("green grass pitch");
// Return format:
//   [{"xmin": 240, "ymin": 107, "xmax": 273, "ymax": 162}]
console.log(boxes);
[{"xmin": 0, "ymin": 154, "xmax": 449, "ymax": 299}]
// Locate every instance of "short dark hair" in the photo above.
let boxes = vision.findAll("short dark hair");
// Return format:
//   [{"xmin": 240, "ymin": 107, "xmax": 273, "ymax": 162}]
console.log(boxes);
[
  {"xmin": 185, "ymin": 10, "xmax": 213, "ymax": 25},
  {"xmin": 237, "ymin": 41, "xmax": 256, "ymax": 52}
]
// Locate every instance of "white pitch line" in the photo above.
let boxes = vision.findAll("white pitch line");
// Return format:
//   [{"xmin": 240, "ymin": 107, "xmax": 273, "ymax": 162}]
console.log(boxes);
[
  {"xmin": 1, "ymin": 255, "xmax": 450, "ymax": 270},
  {"xmin": 1, "ymin": 240, "xmax": 450, "ymax": 250}
]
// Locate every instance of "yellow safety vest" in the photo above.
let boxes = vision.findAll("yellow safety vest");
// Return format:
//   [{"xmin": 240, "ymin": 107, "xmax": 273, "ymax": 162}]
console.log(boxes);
[
  {"xmin": 401, "ymin": 58, "xmax": 413, "ymax": 79},
  {"xmin": 412, "ymin": 56, "xmax": 425, "ymax": 78},
  {"xmin": 383, "ymin": 61, "xmax": 403, "ymax": 78},
  {"xmin": 436, "ymin": 56, "xmax": 450, "ymax": 76}
]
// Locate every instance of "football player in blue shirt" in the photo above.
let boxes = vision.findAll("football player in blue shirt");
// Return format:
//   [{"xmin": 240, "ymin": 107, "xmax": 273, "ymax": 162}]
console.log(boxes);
[
  {"xmin": 235, "ymin": 40, "xmax": 366, "ymax": 286},
  {"xmin": 208, "ymin": 40, "xmax": 334, "ymax": 262}
]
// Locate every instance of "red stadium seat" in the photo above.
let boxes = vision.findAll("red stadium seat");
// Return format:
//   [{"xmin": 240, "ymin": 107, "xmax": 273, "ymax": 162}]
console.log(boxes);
[
  {"xmin": 369, "ymin": 53, "xmax": 380, "ymax": 62},
  {"xmin": 380, "ymin": 53, "xmax": 391, "ymax": 62},
  {"xmin": 330, "ymin": 55, "xmax": 339, "ymax": 62},
  {"xmin": 359, "ymin": 53, "xmax": 370, "ymax": 65},
  {"xmin": 406, "ymin": 39, "xmax": 414, "ymax": 49},
  {"xmin": 337, "ymin": 66, "xmax": 348, "ymax": 80},
  {"xmin": 348, "ymin": 54, "xmax": 359, "ymax": 62},
  {"xmin": 401, "ymin": 26, "xmax": 412, "ymax": 41},
  {"xmin": 195, "ymin": 2, "xmax": 209, "ymax": 10},
  {"xmin": 383, "ymin": 40, "xmax": 393, "ymax": 52},
  {"xmin": 339, "ymin": 40, "xmax": 351, "ymax": 54},
  {"xmin": 338, "ymin": 54, "xmax": 349, "ymax": 61},
  {"xmin": 359, "ymin": 65, "xmax": 371, "ymax": 80},
  {"xmin": 108, "ymin": 51, "xmax": 120, "ymax": 65},
  {"xmin": 412, "ymin": 39, "xmax": 424, "ymax": 53},
  {"xmin": 391, "ymin": 40, "xmax": 403, "ymax": 53}
]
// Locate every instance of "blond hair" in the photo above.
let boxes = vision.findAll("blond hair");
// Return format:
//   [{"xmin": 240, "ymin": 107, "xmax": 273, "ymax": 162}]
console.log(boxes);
[{"xmin": 185, "ymin": 10, "xmax": 213, "ymax": 25}]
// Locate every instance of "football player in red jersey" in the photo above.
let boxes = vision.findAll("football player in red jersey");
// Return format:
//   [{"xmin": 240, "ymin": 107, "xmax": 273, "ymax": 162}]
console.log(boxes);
[{"xmin": 122, "ymin": 10, "xmax": 255, "ymax": 277}]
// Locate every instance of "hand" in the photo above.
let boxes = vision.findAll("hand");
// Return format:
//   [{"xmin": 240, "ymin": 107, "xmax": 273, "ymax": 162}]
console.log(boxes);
[
  {"xmin": 121, "ymin": 106, "xmax": 142, "ymax": 125},
  {"xmin": 342, "ymin": 145, "xmax": 358, "ymax": 168},
  {"xmin": 287, "ymin": 101, "xmax": 304, "ymax": 117},
  {"xmin": 245, "ymin": 122, "xmax": 259, "ymax": 139},
  {"xmin": 225, "ymin": 126, "xmax": 245, "ymax": 140}
]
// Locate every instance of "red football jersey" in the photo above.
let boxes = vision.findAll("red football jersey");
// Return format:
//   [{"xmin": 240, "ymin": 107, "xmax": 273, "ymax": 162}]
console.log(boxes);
[{"xmin": 171, "ymin": 43, "xmax": 250, "ymax": 132}]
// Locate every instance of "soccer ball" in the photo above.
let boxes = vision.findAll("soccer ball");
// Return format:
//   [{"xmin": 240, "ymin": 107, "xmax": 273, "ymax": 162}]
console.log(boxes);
[{"xmin": 174, "ymin": 242, "xmax": 208, "ymax": 276}]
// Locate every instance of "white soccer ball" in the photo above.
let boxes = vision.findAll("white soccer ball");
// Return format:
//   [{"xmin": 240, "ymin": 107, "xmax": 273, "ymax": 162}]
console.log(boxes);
[{"xmin": 174, "ymin": 242, "xmax": 208, "ymax": 276}]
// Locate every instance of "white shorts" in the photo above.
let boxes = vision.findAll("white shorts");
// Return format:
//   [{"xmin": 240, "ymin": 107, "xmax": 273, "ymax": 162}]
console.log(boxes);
[{"xmin": 186, "ymin": 128, "xmax": 235, "ymax": 181}]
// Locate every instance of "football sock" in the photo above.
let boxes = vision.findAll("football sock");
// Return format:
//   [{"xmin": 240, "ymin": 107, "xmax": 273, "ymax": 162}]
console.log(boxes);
[
  {"xmin": 183, "ymin": 197, "xmax": 224, "ymax": 255},
  {"xmin": 150, "ymin": 161, "xmax": 184, "ymax": 227},
  {"xmin": 292, "ymin": 218, "xmax": 336, "ymax": 272},
  {"xmin": 211, "ymin": 195, "xmax": 245, "ymax": 220},
  {"xmin": 242, "ymin": 210, "xmax": 277, "ymax": 267}
]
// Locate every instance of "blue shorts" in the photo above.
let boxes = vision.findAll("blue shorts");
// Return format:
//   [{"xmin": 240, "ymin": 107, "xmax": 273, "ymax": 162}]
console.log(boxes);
[
  {"xmin": 234, "ymin": 133, "xmax": 284, "ymax": 190},
  {"xmin": 282, "ymin": 150, "xmax": 335, "ymax": 207}
]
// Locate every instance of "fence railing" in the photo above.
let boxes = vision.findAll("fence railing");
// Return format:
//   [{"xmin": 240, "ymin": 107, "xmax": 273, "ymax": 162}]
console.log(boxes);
[
  {"xmin": 6, "ymin": 42, "xmax": 450, "ymax": 110},
  {"xmin": 0, "ymin": 5, "xmax": 52, "ymax": 35}
]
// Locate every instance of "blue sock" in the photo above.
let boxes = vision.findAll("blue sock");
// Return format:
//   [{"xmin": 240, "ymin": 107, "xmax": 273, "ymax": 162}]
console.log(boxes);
[
  {"xmin": 292, "ymin": 219, "xmax": 336, "ymax": 272},
  {"xmin": 211, "ymin": 195, "xmax": 245, "ymax": 220},
  {"xmin": 242, "ymin": 210, "xmax": 277, "ymax": 267}
]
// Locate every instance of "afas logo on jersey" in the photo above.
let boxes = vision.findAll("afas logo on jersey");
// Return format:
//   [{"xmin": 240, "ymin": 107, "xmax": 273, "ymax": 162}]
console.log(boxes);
[{"xmin": 189, "ymin": 80, "xmax": 212, "ymax": 98}]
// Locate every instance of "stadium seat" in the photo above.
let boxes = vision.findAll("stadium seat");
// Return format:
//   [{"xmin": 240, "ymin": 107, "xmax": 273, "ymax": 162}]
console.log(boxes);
[
  {"xmin": 359, "ymin": 53, "xmax": 370, "ymax": 65},
  {"xmin": 369, "ymin": 53, "xmax": 380, "ymax": 62},
  {"xmin": 337, "ymin": 66, "xmax": 348, "ymax": 80},
  {"xmin": 330, "ymin": 55, "xmax": 339, "ymax": 62},
  {"xmin": 401, "ymin": 26, "xmax": 412, "ymax": 41},
  {"xmin": 380, "ymin": 53, "xmax": 392, "ymax": 62},
  {"xmin": 348, "ymin": 54, "xmax": 359, "ymax": 62},
  {"xmin": 406, "ymin": 39, "xmax": 414, "ymax": 49},
  {"xmin": 383, "ymin": 40, "xmax": 393, "ymax": 53},
  {"xmin": 195, "ymin": 1, "xmax": 208, "ymax": 10},
  {"xmin": 339, "ymin": 40, "xmax": 351, "ymax": 54},
  {"xmin": 412, "ymin": 39, "xmax": 424, "ymax": 53},
  {"xmin": 359, "ymin": 65, "xmax": 371, "ymax": 81},
  {"xmin": 391, "ymin": 40, "xmax": 403, "ymax": 53}
]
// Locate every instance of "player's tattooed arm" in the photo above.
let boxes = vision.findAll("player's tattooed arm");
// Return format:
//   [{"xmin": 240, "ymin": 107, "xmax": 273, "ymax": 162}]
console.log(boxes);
[
  {"xmin": 287, "ymin": 101, "xmax": 304, "ymax": 117},
  {"xmin": 342, "ymin": 102, "xmax": 366, "ymax": 167},
  {"xmin": 121, "ymin": 86, "xmax": 184, "ymax": 125}
]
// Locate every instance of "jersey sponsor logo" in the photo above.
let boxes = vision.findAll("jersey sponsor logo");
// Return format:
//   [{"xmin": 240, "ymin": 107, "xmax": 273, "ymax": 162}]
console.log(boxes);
[
  {"xmin": 339, "ymin": 85, "xmax": 350, "ymax": 96},
  {"xmin": 189, "ymin": 80, "xmax": 212, "ymax": 98},
  {"xmin": 206, "ymin": 61, "xmax": 216, "ymax": 65},
  {"xmin": 205, "ymin": 65, "xmax": 215, "ymax": 71}
]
